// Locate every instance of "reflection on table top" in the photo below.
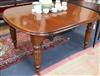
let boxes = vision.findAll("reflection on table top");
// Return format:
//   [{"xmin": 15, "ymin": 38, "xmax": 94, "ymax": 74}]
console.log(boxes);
[{"xmin": 3, "ymin": 3, "xmax": 99, "ymax": 36}]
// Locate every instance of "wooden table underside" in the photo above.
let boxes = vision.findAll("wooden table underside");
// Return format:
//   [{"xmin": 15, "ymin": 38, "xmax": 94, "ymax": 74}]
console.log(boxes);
[{"xmin": 3, "ymin": 3, "xmax": 99, "ymax": 75}]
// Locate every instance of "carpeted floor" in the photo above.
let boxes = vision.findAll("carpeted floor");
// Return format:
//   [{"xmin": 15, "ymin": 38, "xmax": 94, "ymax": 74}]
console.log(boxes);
[
  {"xmin": 37, "ymin": 42, "xmax": 100, "ymax": 76},
  {"xmin": 0, "ymin": 25, "xmax": 100, "ymax": 76},
  {"xmin": 0, "ymin": 24, "xmax": 9, "ymax": 36},
  {"xmin": 0, "ymin": 32, "xmax": 68, "ymax": 70}
]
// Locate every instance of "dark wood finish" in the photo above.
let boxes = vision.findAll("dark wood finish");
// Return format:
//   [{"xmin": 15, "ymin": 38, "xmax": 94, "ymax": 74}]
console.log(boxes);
[
  {"xmin": 68, "ymin": 0, "xmax": 100, "ymax": 13},
  {"xmin": 3, "ymin": 3, "xmax": 99, "ymax": 75},
  {"xmin": 9, "ymin": 26, "xmax": 17, "ymax": 48},
  {"xmin": 0, "ymin": 0, "xmax": 15, "ymax": 20},
  {"xmin": 68, "ymin": 0, "xmax": 100, "ymax": 47},
  {"xmin": 84, "ymin": 23, "xmax": 93, "ymax": 48},
  {"xmin": 15, "ymin": 0, "xmax": 35, "ymax": 6}
]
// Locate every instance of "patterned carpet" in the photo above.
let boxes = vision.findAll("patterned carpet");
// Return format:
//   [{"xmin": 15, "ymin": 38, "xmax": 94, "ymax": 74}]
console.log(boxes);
[
  {"xmin": 34, "ymin": 42, "xmax": 100, "ymax": 76},
  {"xmin": 0, "ymin": 32, "xmax": 68, "ymax": 70},
  {"xmin": 0, "ymin": 24, "xmax": 100, "ymax": 76}
]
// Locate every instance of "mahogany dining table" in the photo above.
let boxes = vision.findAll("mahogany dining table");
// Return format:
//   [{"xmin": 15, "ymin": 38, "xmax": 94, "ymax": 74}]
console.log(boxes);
[
  {"xmin": 3, "ymin": 3, "xmax": 99, "ymax": 75},
  {"xmin": 68, "ymin": 0, "xmax": 100, "ymax": 47}
]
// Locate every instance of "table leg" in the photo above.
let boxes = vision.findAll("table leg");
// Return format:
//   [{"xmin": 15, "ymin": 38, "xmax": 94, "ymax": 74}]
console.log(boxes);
[
  {"xmin": 98, "ymin": 32, "xmax": 100, "ymax": 40},
  {"xmin": 84, "ymin": 23, "xmax": 93, "ymax": 49},
  {"xmin": 93, "ymin": 20, "xmax": 100, "ymax": 47},
  {"xmin": 9, "ymin": 26, "xmax": 17, "ymax": 48},
  {"xmin": 30, "ymin": 35, "xmax": 45, "ymax": 75}
]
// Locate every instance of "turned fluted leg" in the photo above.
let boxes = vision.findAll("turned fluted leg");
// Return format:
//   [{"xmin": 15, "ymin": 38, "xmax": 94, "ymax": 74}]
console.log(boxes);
[
  {"xmin": 9, "ymin": 26, "xmax": 17, "ymax": 48},
  {"xmin": 31, "ymin": 35, "xmax": 45, "ymax": 75},
  {"xmin": 84, "ymin": 23, "xmax": 93, "ymax": 49}
]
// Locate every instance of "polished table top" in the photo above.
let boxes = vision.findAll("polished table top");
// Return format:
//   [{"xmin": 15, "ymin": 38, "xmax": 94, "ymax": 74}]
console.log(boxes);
[
  {"xmin": 3, "ymin": 3, "xmax": 99, "ymax": 36},
  {"xmin": 68, "ymin": 0, "xmax": 100, "ymax": 14}
]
